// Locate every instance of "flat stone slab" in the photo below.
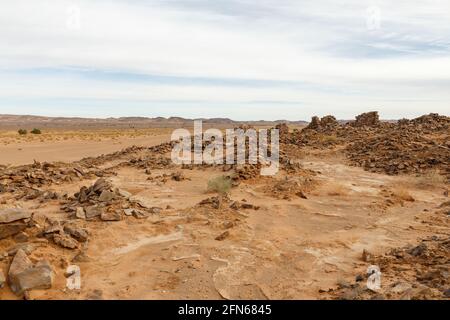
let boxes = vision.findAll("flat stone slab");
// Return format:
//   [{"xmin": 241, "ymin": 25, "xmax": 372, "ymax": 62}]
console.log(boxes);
[{"xmin": 0, "ymin": 208, "xmax": 31, "ymax": 224}]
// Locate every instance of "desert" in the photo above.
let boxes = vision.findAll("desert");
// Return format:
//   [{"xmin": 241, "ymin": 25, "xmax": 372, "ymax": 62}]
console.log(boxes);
[{"xmin": 0, "ymin": 111, "xmax": 448, "ymax": 300}]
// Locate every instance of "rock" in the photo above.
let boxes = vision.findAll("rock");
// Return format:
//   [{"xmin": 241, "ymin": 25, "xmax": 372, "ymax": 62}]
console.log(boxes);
[
  {"xmin": 362, "ymin": 249, "xmax": 373, "ymax": 262},
  {"xmin": 171, "ymin": 171, "xmax": 185, "ymax": 181},
  {"xmin": 117, "ymin": 189, "xmax": 132, "ymax": 199},
  {"xmin": 72, "ymin": 251, "xmax": 91, "ymax": 263},
  {"xmin": 149, "ymin": 207, "xmax": 162, "ymax": 214},
  {"xmin": 87, "ymin": 289, "xmax": 103, "ymax": 300},
  {"xmin": 408, "ymin": 243, "xmax": 427, "ymax": 257},
  {"xmin": 355, "ymin": 274, "xmax": 364, "ymax": 282},
  {"xmin": 132, "ymin": 210, "xmax": 149, "ymax": 219},
  {"xmin": 8, "ymin": 249, "xmax": 33, "ymax": 278},
  {"xmin": 85, "ymin": 206, "xmax": 102, "ymax": 220},
  {"xmin": 13, "ymin": 232, "xmax": 29, "ymax": 243},
  {"xmin": 390, "ymin": 282, "xmax": 413, "ymax": 294},
  {"xmin": 338, "ymin": 288, "xmax": 360, "ymax": 300},
  {"xmin": 98, "ymin": 190, "xmax": 115, "ymax": 202},
  {"xmin": 337, "ymin": 279, "xmax": 352, "ymax": 289},
  {"xmin": 92, "ymin": 178, "xmax": 110, "ymax": 194},
  {"xmin": 0, "ymin": 208, "xmax": 31, "ymax": 223},
  {"xmin": 53, "ymin": 233, "xmax": 78, "ymax": 249},
  {"xmin": 64, "ymin": 224, "xmax": 88, "ymax": 242},
  {"xmin": 215, "ymin": 231, "xmax": 230, "ymax": 241},
  {"xmin": 400, "ymin": 285, "xmax": 434, "ymax": 300},
  {"xmin": 443, "ymin": 289, "xmax": 450, "ymax": 298},
  {"xmin": 306, "ymin": 116, "xmax": 320, "ymax": 130},
  {"xmin": 7, "ymin": 243, "xmax": 35, "ymax": 256},
  {"xmin": 43, "ymin": 221, "xmax": 63, "ymax": 234},
  {"xmin": 0, "ymin": 222, "xmax": 27, "ymax": 239},
  {"xmin": 100, "ymin": 210, "xmax": 121, "ymax": 221},
  {"xmin": 75, "ymin": 207, "xmax": 86, "ymax": 219},
  {"xmin": 123, "ymin": 209, "xmax": 134, "ymax": 216},
  {"xmin": 0, "ymin": 269, "xmax": 5, "ymax": 288},
  {"xmin": 9, "ymin": 259, "xmax": 54, "ymax": 296}
]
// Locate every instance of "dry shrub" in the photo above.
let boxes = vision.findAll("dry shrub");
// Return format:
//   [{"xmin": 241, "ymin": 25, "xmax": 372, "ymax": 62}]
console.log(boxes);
[
  {"xmin": 392, "ymin": 187, "xmax": 415, "ymax": 202},
  {"xmin": 320, "ymin": 134, "xmax": 338, "ymax": 143},
  {"xmin": 317, "ymin": 182, "xmax": 350, "ymax": 196},
  {"xmin": 207, "ymin": 175, "xmax": 232, "ymax": 195}
]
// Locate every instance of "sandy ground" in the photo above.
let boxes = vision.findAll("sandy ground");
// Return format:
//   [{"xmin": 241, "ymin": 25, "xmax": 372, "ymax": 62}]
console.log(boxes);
[
  {"xmin": 0, "ymin": 130, "xmax": 448, "ymax": 300},
  {"xmin": 0, "ymin": 133, "xmax": 171, "ymax": 165}
]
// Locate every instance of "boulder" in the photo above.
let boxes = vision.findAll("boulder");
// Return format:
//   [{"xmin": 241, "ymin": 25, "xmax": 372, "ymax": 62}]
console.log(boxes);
[
  {"xmin": 92, "ymin": 178, "xmax": 111, "ymax": 194},
  {"xmin": 75, "ymin": 207, "xmax": 86, "ymax": 219},
  {"xmin": 8, "ymin": 249, "xmax": 32, "ymax": 278},
  {"xmin": 0, "ymin": 222, "xmax": 27, "ymax": 240},
  {"xmin": 53, "ymin": 233, "xmax": 78, "ymax": 249},
  {"xmin": 98, "ymin": 190, "xmax": 115, "ymax": 202},
  {"xmin": 85, "ymin": 206, "xmax": 102, "ymax": 220},
  {"xmin": 123, "ymin": 209, "xmax": 134, "ymax": 216},
  {"xmin": 64, "ymin": 224, "xmax": 88, "ymax": 242},
  {"xmin": 0, "ymin": 208, "xmax": 31, "ymax": 224},
  {"xmin": 132, "ymin": 210, "xmax": 149, "ymax": 219},
  {"xmin": 13, "ymin": 232, "xmax": 29, "ymax": 243},
  {"xmin": 101, "ymin": 210, "xmax": 121, "ymax": 221},
  {"xmin": 8, "ymin": 257, "xmax": 53, "ymax": 296}
]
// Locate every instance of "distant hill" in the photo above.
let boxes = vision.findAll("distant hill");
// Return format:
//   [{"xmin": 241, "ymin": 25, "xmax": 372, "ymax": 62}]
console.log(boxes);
[{"xmin": 0, "ymin": 114, "xmax": 309, "ymax": 130}]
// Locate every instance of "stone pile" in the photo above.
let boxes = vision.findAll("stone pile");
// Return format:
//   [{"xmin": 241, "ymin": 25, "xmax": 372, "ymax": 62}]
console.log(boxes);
[
  {"xmin": 352, "ymin": 111, "xmax": 380, "ymax": 127},
  {"xmin": 398, "ymin": 113, "xmax": 450, "ymax": 133},
  {"xmin": 41, "ymin": 218, "xmax": 89, "ymax": 249},
  {"xmin": 0, "ymin": 160, "xmax": 109, "ymax": 196},
  {"xmin": 345, "ymin": 131, "xmax": 450, "ymax": 178},
  {"xmin": 60, "ymin": 178, "xmax": 159, "ymax": 222},
  {"xmin": 304, "ymin": 115, "xmax": 339, "ymax": 132}
]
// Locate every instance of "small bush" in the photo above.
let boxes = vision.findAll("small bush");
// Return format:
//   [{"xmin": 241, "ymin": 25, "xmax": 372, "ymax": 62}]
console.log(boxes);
[
  {"xmin": 207, "ymin": 175, "xmax": 232, "ymax": 195},
  {"xmin": 324, "ymin": 182, "xmax": 349, "ymax": 196},
  {"xmin": 30, "ymin": 128, "xmax": 42, "ymax": 134},
  {"xmin": 392, "ymin": 187, "xmax": 415, "ymax": 202},
  {"xmin": 18, "ymin": 129, "xmax": 27, "ymax": 135}
]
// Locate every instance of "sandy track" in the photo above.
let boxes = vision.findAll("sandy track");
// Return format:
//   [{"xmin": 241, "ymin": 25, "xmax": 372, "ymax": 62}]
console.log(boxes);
[{"xmin": 0, "ymin": 134, "xmax": 170, "ymax": 165}]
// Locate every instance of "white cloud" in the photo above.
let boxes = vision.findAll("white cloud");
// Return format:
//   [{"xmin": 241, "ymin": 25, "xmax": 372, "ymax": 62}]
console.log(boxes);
[{"xmin": 0, "ymin": 0, "xmax": 449, "ymax": 119}]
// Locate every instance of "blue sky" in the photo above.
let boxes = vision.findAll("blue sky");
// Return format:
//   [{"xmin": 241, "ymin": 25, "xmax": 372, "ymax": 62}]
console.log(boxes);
[{"xmin": 0, "ymin": 0, "xmax": 449, "ymax": 120}]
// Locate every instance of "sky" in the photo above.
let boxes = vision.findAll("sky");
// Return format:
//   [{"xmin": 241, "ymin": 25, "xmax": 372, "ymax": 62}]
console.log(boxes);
[{"xmin": 0, "ymin": 0, "xmax": 449, "ymax": 120}]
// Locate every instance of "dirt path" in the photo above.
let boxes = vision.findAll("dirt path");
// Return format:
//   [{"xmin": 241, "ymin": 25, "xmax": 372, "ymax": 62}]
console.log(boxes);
[{"xmin": 0, "ymin": 134, "xmax": 171, "ymax": 166}]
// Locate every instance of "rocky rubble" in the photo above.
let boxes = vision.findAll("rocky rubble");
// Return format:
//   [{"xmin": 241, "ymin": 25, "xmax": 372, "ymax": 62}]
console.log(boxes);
[
  {"xmin": 263, "ymin": 176, "xmax": 315, "ymax": 200},
  {"xmin": 345, "ymin": 131, "xmax": 450, "ymax": 178},
  {"xmin": 0, "ymin": 160, "xmax": 111, "ymax": 198},
  {"xmin": 60, "ymin": 178, "xmax": 159, "ymax": 222},
  {"xmin": 329, "ymin": 236, "xmax": 450, "ymax": 300}
]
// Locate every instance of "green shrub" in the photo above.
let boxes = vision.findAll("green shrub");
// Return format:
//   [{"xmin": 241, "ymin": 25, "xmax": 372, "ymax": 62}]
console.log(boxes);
[
  {"xmin": 30, "ymin": 128, "xmax": 42, "ymax": 134},
  {"xmin": 207, "ymin": 175, "xmax": 232, "ymax": 195},
  {"xmin": 18, "ymin": 129, "xmax": 27, "ymax": 135}
]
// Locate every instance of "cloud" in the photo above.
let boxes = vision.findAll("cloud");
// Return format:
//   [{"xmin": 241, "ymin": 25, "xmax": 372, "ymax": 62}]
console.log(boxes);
[{"xmin": 0, "ymin": 0, "xmax": 449, "ymax": 119}]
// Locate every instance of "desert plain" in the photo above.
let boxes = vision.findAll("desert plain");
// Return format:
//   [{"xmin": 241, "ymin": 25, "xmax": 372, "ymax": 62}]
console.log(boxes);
[{"xmin": 0, "ymin": 112, "xmax": 448, "ymax": 300}]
